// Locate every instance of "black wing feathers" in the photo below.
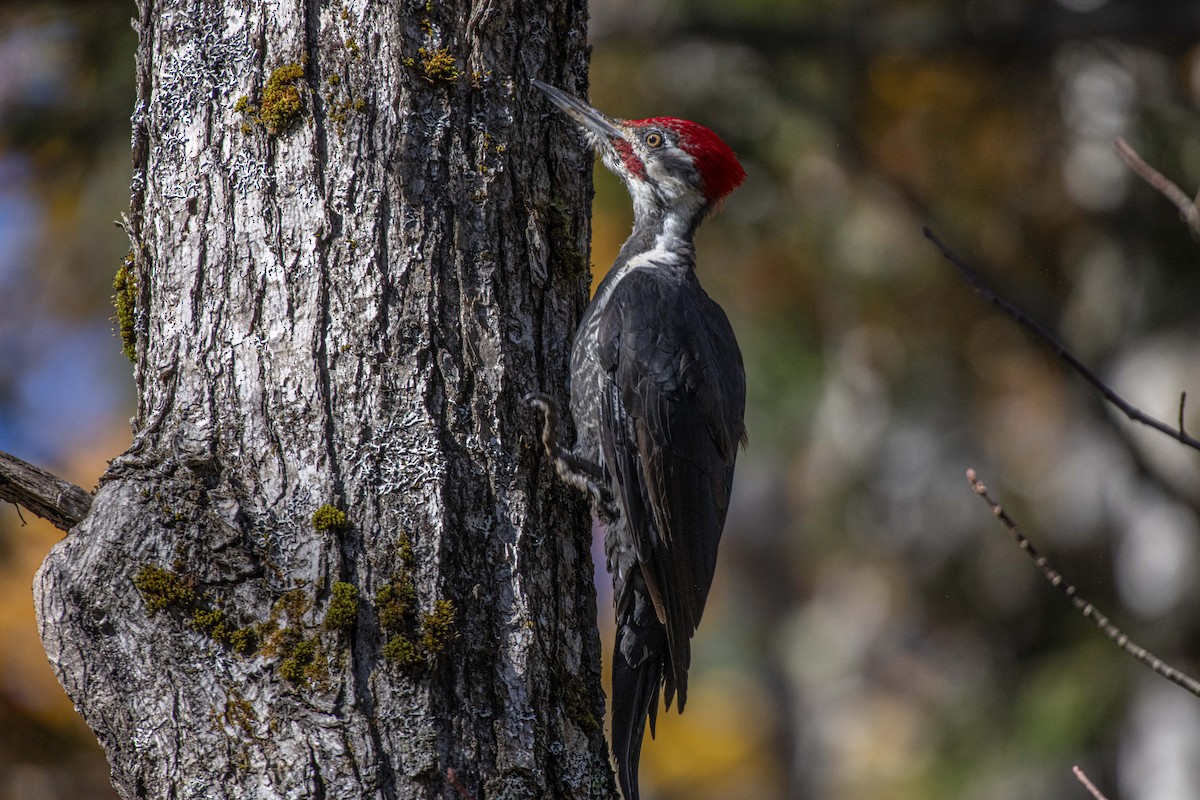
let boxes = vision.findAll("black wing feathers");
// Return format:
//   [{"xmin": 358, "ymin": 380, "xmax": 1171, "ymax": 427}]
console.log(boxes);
[{"xmin": 598, "ymin": 267, "xmax": 745, "ymax": 712}]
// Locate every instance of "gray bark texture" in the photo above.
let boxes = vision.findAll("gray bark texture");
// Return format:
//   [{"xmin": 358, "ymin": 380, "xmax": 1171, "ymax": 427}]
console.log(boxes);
[{"xmin": 34, "ymin": 1, "xmax": 615, "ymax": 798}]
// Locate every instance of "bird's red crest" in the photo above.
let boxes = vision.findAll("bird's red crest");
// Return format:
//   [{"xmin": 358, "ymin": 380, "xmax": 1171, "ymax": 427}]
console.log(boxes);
[{"xmin": 634, "ymin": 117, "xmax": 746, "ymax": 205}]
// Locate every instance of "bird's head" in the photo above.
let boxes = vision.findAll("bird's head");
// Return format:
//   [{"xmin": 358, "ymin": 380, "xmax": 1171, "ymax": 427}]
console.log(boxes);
[{"xmin": 534, "ymin": 80, "xmax": 745, "ymax": 224}]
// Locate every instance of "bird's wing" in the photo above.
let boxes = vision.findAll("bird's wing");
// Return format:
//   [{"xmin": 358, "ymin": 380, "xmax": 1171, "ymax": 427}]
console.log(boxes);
[{"xmin": 597, "ymin": 267, "xmax": 745, "ymax": 708}]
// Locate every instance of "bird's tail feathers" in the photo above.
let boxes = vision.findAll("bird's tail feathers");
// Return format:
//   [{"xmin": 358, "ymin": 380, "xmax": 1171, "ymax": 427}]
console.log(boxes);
[{"xmin": 612, "ymin": 609, "xmax": 669, "ymax": 800}]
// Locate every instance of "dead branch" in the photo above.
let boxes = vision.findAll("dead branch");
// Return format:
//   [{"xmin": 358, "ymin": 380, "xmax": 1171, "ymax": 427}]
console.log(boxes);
[
  {"xmin": 1113, "ymin": 137, "xmax": 1200, "ymax": 239},
  {"xmin": 925, "ymin": 227, "xmax": 1200, "ymax": 452},
  {"xmin": 966, "ymin": 468, "xmax": 1200, "ymax": 700},
  {"xmin": 0, "ymin": 449, "xmax": 91, "ymax": 532}
]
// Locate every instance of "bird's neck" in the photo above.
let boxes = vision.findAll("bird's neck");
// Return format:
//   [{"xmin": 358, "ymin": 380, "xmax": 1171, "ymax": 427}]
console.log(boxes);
[{"xmin": 617, "ymin": 204, "xmax": 699, "ymax": 269}]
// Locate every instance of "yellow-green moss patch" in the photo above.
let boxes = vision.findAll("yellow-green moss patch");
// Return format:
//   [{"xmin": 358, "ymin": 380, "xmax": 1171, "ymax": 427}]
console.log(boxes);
[
  {"xmin": 233, "ymin": 94, "xmax": 257, "ymax": 133},
  {"xmin": 376, "ymin": 577, "xmax": 416, "ymax": 631},
  {"xmin": 260, "ymin": 63, "xmax": 305, "ymax": 135},
  {"xmin": 418, "ymin": 46, "xmax": 459, "ymax": 82},
  {"xmin": 190, "ymin": 607, "xmax": 227, "ymax": 636},
  {"xmin": 133, "ymin": 564, "xmax": 195, "ymax": 613},
  {"xmin": 312, "ymin": 504, "xmax": 348, "ymax": 533},
  {"xmin": 378, "ymin": 591, "xmax": 456, "ymax": 672},
  {"xmin": 255, "ymin": 589, "xmax": 330, "ymax": 686},
  {"xmin": 382, "ymin": 634, "xmax": 423, "ymax": 669},
  {"xmin": 190, "ymin": 608, "xmax": 258, "ymax": 655},
  {"xmin": 420, "ymin": 599, "xmax": 457, "ymax": 654},
  {"xmin": 278, "ymin": 638, "xmax": 318, "ymax": 684},
  {"xmin": 134, "ymin": 564, "xmax": 259, "ymax": 655},
  {"xmin": 397, "ymin": 528, "xmax": 415, "ymax": 567},
  {"xmin": 113, "ymin": 252, "xmax": 137, "ymax": 362},
  {"xmin": 323, "ymin": 72, "xmax": 368, "ymax": 137},
  {"xmin": 226, "ymin": 626, "xmax": 258, "ymax": 656},
  {"xmin": 222, "ymin": 691, "xmax": 257, "ymax": 736},
  {"xmin": 323, "ymin": 581, "xmax": 358, "ymax": 631}
]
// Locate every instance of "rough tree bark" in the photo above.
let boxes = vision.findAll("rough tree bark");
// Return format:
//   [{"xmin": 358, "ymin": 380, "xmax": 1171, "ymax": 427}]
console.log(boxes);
[{"xmin": 32, "ymin": 1, "xmax": 615, "ymax": 797}]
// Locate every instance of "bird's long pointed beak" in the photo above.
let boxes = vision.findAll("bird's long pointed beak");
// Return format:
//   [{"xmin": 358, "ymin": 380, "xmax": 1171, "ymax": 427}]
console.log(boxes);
[{"xmin": 532, "ymin": 79, "xmax": 624, "ymax": 142}]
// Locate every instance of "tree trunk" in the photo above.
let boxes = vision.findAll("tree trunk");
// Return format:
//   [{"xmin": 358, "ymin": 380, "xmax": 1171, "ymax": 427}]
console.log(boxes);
[{"xmin": 34, "ymin": 1, "xmax": 614, "ymax": 797}]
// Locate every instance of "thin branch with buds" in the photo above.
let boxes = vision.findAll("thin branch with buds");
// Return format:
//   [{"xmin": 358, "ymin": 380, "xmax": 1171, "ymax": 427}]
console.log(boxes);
[
  {"xmin": 925, "ymin": 227, "xmax": 1200, "ymax": 452},
  {"xmin": 1113, "ymin": 137, "xmax": 1200, "ymax": 239},
  {"xmin": 1073, "ymin": 766, "xmax": 1111, "ymax": 800},
  {"xmin": 966, "ymin": 468, "xmax": 1200, "ymax": 700}
]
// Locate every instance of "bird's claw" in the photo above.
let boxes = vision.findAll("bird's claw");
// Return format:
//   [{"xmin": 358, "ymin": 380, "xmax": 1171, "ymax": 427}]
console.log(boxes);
[{"xmin": 524, "ymin": 391, "xmax": 552, "ymax": 412}]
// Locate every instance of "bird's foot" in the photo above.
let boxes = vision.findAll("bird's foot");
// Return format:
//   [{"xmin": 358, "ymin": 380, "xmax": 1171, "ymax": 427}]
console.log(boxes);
[{"xmin": 524, "ymin": 391, "xmax": 614, "ymax": 512}]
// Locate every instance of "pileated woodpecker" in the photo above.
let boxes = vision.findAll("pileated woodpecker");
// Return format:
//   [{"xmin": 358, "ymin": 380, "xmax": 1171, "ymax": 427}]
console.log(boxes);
[{"xmin": 527, "ymin": 80, "xmax": 746, "ymax": 800}]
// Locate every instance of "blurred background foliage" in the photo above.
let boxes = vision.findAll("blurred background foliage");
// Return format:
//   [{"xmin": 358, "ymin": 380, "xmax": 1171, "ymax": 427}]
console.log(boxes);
[{"xmin": 2, "ymin": 0, "xmax": 1200, "ymax": 798}]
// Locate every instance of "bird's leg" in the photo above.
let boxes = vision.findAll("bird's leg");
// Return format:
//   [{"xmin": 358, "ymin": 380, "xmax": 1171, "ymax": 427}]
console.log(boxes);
[
  {"xmin": 524, "ymin": 392, "xmax": 616, "ymax": 518},
  {"xmin": 524, "ymin": 391, "xmax": 604, "ymax": 487}
]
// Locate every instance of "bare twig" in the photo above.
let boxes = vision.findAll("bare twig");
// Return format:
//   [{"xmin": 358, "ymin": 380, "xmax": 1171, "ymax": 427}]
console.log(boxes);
[
  {"xmin": 1073, "ymin": 765, "xmax": 1110, "ymax": 800},
  {"xmin": 0, "ymin": 449, "xmax": 91, "ymax": 532},
  {"xmin": 925, "ymin": 227, "xmax": 1200, "ymax": 452},
  {"xmin": 1113, "ymin": 137, "xmax": 1200, "ymax": 238},
  {"xmin": 446, "ymin": 768, "xmax": 477, "ymax": 800},
  {"xmin": 1179, "ymin": 392, "xmax": 1187, "ymax": 438},
  {"xmin": 966, "ymin": 468, "xmax": 1200, "ymax": 700}
]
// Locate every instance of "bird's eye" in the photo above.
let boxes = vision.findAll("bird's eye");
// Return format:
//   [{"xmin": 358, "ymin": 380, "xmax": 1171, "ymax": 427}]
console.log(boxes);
[{"xmin": 644, "ymin": 132, "xmax": 664, "ymax": 148}]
